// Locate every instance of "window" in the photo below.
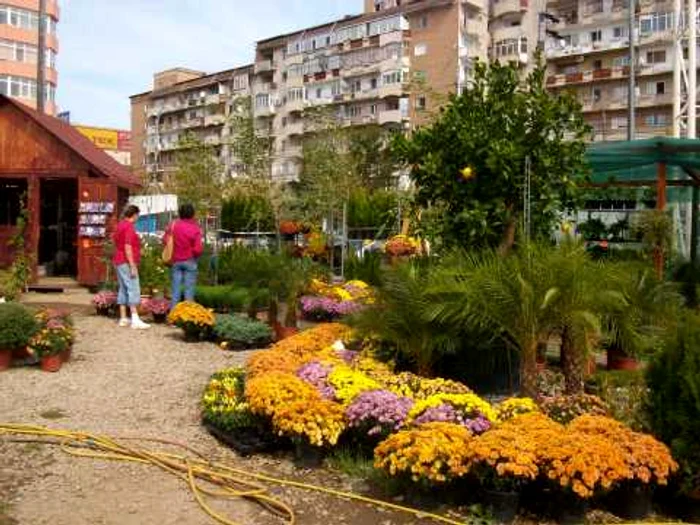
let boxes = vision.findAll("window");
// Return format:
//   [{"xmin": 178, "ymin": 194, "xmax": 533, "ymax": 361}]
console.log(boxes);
[
  {"xmin": 0, "ymin": 5, "xmax": 41, "ymax": 31},
  {"xmin": 612, "ymin": 55, "xmax": 630, "ymax": 67},
  {"xmin": 593, "ymin": 59, "xmax": 602, "ymax": 70},
  {"xmin": 611, "ymin": 116, "xmax": 628, "ymax": 129},
  {"xmin": 0, "ymin": 179, "xmax": 27, "ymax": 226},
  {"xmin": 370, "ymin": 78, "xmax": 378, "ymax": 89},
  {"xmin": 640, "ymin": 12, "xmax": 673, "ymax": 34},
  {"xmin": 316, "ymin": 88, "xmax": 322, "ymax": 98},
  {"xmin": 0, "ymin": 75, "xmax": 49, "ymax": 101},
  {"xmin": 347, "ymin": 105, "xmax": 361, "ymax": 117},
  {"xmin": 369, "ymin": 104, "xmax": 377, "ymax": 115},
  {"xmin": 592, "ymin": 87, "xmax": 602, "ymax": 102},
  {"xmin": 383, "ymin": 71, "xmax": 403, "ymax": 84},
  {"xmin": 417, "ymin": 95, "xmax": 427, "ymax": 111},
  {"xmin": 612, "ymin": 26, "xmax": 627, "ymax": 39},
  {"xmin": 493, "ymin": 38, "xmax": 526, "ymax": 58},
  {"xmin": 590, "ymin": 30, "xmax": 602, "ymax": 42},
  {"xmin": 645, "ymin": 113, "xmax": 668, "ymax": 127},
  {"xmin": 645, "ymin": 81, "xmax": 665, "ymax": 95},
  {"xmin": 414, "ymin": 43, "xmax": 427, "ymax": 56},
  {"xmin": 416, "ymin": 15, "xmax": 428, "ymax": 29},
  {"xmin": 351, "ymin": 79, "xmax": 361, "ymax": 93},
  {"xmin": 646, "ymin": 49, "xmax": 666, "ymax": 64}
]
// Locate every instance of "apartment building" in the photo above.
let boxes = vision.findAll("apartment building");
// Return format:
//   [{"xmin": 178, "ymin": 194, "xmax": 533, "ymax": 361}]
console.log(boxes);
[
  {"xmin": 251, "ymin": 0, "xmax": 488, "ymax": 181},
  {"xmin": 490, "ymin": 0, "xmax": 546, "ymax": 68},
  {"xmin": 130, "ymin": 66, "xmax": 253, "ymax": 183},
  {"xmin": 0, "ymin": 0, "xmax": 59, "ymax": 115},
  {"xmin": 545, "ymin": 0, "xmax": 676, "ymax": 140}
]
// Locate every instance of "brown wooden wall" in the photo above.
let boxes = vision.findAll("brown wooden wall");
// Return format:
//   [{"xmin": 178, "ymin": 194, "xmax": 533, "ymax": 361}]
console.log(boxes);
[
  {"xmin": 0, "ymin": 104, "xmax": 89, "ymax": 175},
  {"xmin": 0, "ymin": 102, "xmax": 120, "ymax": 286}
]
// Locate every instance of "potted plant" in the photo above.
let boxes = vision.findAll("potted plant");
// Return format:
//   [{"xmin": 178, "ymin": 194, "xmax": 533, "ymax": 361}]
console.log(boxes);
[
  {"xmin": 145, "ymin": 297, "xmax": 170, "ymax": 323},
  {"xmin": 213, "ymin": 314, "xmax": 273, "ymax": 350},
  {"xmin": 167, "ymin": 301, "xmax": 216, "ymax": 342},
  {"xmin": 0, "ymin": 303, "xmax": 38, "ymax": 371},
  {"xmin": 279, "ymin": 258, "xmax": 313, "ymax": 340},
  {"xmin": 92, "ymin": 290, "xmax": 118, "ymax": 317},
  {"xmin": 28, "ymin": 313, "xmax": 74, "ymax": 372}
]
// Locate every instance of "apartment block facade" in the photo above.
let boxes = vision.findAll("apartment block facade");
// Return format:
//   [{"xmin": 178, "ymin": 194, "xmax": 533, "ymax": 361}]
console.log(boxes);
[
  {"xmin": 545, "ymin": 0, "xmax": 676, "ymax": 140},
  {"xmin": 0, "ymin": 0, "xmax": 59, "ymax": 115},
  {"xmin": 251, "ymin": 0, "xmax": 488, "ymax": 180},
  {"xmin": 130, "ymin": 66, "xmax": 252, "ymax": 183}
]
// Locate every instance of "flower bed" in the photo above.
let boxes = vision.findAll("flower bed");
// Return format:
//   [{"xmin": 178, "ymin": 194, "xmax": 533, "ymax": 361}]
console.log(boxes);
[
  {"xmin": 202, "ymin": 323, "xmax": 678, "ymax": 512},
  {"xmin": 299, "ymin": 280, "xmax": 373, "ymax": 321}
]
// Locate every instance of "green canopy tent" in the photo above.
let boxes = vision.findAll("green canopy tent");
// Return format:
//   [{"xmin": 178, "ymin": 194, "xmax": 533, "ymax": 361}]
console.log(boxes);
[{"xmin": 584, "ymin": 137, "xmax": 700, "ymax": 271}]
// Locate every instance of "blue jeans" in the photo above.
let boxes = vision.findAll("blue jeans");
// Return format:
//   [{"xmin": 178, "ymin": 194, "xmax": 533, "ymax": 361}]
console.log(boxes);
[
  {"xmin": 171, "ymin": 259, "xmax": 198, "ymax": 309},
  {"xmin": 115, "ymin": 263, "xmax": 141, "ymax": 306}
]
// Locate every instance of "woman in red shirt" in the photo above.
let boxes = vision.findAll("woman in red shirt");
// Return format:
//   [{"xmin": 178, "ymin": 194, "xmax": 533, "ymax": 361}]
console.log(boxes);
[
  {"xmin": 165, "ymin": 203, "xmax": 203, "ymax": 309},
  {"xmin": 113, "ymin": 205, "xmax": 150, "ymax": 329}
]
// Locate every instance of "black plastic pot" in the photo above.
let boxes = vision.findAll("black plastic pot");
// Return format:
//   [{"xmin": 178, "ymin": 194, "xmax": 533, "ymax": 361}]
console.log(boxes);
[
  {"xmin": 204, "ymin": 422, "xmax": 280, "ymax": 457},
  {"xmin": 293, "ymin": 442, "xmax": 325, "ymax": 468},
  {"xmin": 483, "ymin": 489, "xmax": 519, "ymax": 523},
  {"xmin": 606, "ymin": 485, "xmax": 652, "ymax": 520}
]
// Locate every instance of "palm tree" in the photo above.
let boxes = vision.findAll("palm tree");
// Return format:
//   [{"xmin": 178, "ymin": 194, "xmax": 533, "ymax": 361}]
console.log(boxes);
[
  {"xmin": 601, "ymin": 262, "xmax": 682, "ymax": 365},
  {"xmin": 546, "ymin": 241, "xmax": 602, "ymax": 394},
  {"xmin": 351, "ymin": 261, "xmax": 458, "ymax": 376},
  {"xmin": 425, "ymin": 245, "xmax": 559, "ymax": 397}
]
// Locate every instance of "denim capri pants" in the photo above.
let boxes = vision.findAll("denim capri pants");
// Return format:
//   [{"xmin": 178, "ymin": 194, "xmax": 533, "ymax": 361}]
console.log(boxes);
[{"xmin": 115, "ymin": 263, "xmax": 141, "ymax": 306}]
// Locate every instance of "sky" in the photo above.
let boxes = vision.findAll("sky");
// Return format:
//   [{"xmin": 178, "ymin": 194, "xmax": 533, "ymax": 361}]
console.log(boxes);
[{"xmin": 57, "ymin": 0, "xmax": 359, "ymax": 129}]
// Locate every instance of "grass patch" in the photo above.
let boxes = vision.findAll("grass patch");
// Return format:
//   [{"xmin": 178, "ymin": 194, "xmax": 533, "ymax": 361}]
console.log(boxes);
[
  {"xmin": 39, "ymin": 408, "xmax": 67, "ymax": 420},
  {"xmin": 325, "ymin": 447, "xmax": 376, "ymax": 479}
]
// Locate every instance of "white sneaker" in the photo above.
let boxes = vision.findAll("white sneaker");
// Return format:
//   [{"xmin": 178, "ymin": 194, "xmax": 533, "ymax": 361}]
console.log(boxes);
[
  {"xmin": 118, "ymin": 318, "xmax": 130, "ymax": 327},
  {"xmin": 131, "ymin": 319, "xmax": 151, "ymax": 330}
]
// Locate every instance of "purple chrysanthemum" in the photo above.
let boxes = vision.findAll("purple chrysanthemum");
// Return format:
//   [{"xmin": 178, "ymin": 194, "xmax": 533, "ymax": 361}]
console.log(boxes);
[
  {"xmin": 296, "ymin": 361, "xmax": 336, "ymax": 399},
  {"xmin": 345, "ymin": 390, "xmax": 414, "ymax": 436}
]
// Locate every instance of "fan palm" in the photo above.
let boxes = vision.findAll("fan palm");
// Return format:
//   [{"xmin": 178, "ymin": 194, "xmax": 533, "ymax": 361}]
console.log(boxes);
[
  {"xmin": 601, "ymin": 262, "xmax": 682, "ymax": 362},
  {"xmin": 350, "ymin": 261, "xmax": 458, "ymax": 376},
  {"xmin": 425, "ymin": 245, "xmax": 559, "ymax": 397}
]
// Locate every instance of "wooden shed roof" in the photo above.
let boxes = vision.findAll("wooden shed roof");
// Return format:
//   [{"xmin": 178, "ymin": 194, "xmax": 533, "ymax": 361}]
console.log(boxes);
[{"xmin": 0, "ymin": 95, "xmax": 141, "ymax": 188}]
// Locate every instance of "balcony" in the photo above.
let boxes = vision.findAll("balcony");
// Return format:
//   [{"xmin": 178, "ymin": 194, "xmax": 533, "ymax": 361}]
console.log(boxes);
[
  {"xmin": 205, "ymin": 94, "xmax": 224, "ymax": 105},
  {"xmin": 255, "ymin": 60, "xmax": 275, "ymax": 75},
  {"xmin": 379, "ymin": 30, "xmax": 408, "ymax": 47},
  {"xmin": 204, "ymin": 114, "xmax": 226, "ymax": 126},
  {"xmin": 491, "ymin": 25, "xmax": 524, "ymax": 43},
  {"xmin": 285, "ymin": 121, "xmax": 305, "ymax": 136},
  {"xmin": 347, "ymin": 89, "xmax": 379, "ymax": 102},
  {"xmin": 379, "ymin": 83, "xmax": 406, "ymax": 98},
  {"xmin": 463, "ymin": 18, "xmax": 485, "ymax": 37},
  {"xmin": 492, "ymin": 0, "xmax": 528, "ymax": 18},
  {"xmin": 637, "ymin": 92, "xmax": 672, "ymax": 107},
  {"xmin": 255, "ymin": 104, "xmax": 275, "ymax": 118},
  {"xmin": 341, "ymin": 61, "xmax": 382, "ymax": 79},
  {"xmin": 182, "ymin": 117, "xmax": 205, "ymax": 128},
  {"xmin": 462, "ymin": 0, "xmax": 488, "ymax": 9},
  {"xmin": 378, "ymin": 109, "xmax": 406, "ymax": 125},
  {"xmin": 286, "ymin": 98, "xmax": 306, "ymax": 113},
  {"xmin": 204, "ymin": 136, "xmax": 222, "ymax": 146}
]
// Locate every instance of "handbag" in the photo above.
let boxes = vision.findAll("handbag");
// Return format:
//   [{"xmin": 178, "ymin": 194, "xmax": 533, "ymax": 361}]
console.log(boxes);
[{"xmin": 162, "ymin": 221, "xmax": 177, "ymax": 264}]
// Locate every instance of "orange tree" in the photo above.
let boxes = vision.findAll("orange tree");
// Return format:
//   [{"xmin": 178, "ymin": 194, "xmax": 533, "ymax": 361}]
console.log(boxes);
[{"xmin": 392, "ymin": 59, "xmax": 590, "ymax": 253}]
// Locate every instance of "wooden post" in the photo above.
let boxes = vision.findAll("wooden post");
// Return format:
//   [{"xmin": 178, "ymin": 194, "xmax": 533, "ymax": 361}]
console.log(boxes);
[
  {"xmin": 657, "ymin": 162, "xmax": 667, "ymax": 211},
  {"xmin": 27, "ymin": 175, "xmax": 40, "ymax": 282},
  {"xmin": 655, "ymin": 163, "xmax": 668, "ymax": 280},
  {"xmin": 692, "ymin": 184, "xmax": 699, "ymax": 268}
]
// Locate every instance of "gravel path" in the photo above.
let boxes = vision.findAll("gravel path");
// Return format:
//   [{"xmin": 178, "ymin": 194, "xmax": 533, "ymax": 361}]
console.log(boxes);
[{"xmin": 0, "ymin": 308, "xmax": 432, "ymax": 525}]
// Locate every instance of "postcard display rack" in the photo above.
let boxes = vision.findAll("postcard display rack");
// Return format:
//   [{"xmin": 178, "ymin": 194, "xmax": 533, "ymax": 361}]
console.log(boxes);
[{"xmin": 78, "ymin": 201, "xmax": 114, "ymax": 238}]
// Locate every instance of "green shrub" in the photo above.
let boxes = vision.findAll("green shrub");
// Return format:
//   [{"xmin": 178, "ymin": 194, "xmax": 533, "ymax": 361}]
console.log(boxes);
[
  {"xmin": 0, "ymin": 303, "xmax": 38, "ymax": 349},
  {"xmin": 138, "ymin": 238, "xmax": 169, "ymax": 294},
  {"xmin": 195, "ymin": 286, "xmax": 248, "ymax": 312},
  {"xmin": 345, "ymin": 251, "xmax": 383, "ymax": 287},
  {"xmin": 213, "ymin": 315, "xmax": 273, "ymax": 349},
  {"xmin": 646, "ymin": 312, "xmax": 700, "ymax": 494}
]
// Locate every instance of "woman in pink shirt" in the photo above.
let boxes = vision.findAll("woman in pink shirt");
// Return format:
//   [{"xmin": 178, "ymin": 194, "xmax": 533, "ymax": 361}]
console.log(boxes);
[
  {"xmin": 165, "ymin": 203, "xmax": 203, "ymax": 309},
  {"xmin": 113, "ymin": 205, "xmax": 150, "ymax": 329}
]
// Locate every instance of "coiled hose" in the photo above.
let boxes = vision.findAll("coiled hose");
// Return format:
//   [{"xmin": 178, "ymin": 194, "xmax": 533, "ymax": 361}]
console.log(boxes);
[{"xmin": 0, "ymin": 423, "xmax": 465, "ymax": 525}]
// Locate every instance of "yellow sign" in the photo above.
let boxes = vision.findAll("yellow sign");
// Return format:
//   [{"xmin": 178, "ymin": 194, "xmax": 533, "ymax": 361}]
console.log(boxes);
[{"xmin": 75, "ymin": 126, "xmax": 119, "ymax": 150}]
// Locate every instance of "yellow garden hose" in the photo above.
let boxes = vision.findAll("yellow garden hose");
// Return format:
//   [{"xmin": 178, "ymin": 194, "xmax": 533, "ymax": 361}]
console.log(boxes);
[{"xmin": 0, "ymin": 423, "xmax": 465, "ymax": 525}]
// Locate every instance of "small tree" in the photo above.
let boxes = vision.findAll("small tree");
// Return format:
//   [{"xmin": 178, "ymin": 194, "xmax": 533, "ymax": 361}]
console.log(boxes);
[
  {"xmin": 227, "ymin": 96, "xmax": 290, "ymax": 244},
  {"xmin": 393, "ymin": 59, "xmax": 591, "ymax": 252},
  {"xmin": 169, "ymin": 132, "xmax": 223, "ymax": 213}
]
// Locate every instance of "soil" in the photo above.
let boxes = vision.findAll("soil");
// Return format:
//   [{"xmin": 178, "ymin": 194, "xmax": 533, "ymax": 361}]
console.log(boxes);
[{"xmin": 0, "ymin": 297, "xmax": 443, "ymax": 525}]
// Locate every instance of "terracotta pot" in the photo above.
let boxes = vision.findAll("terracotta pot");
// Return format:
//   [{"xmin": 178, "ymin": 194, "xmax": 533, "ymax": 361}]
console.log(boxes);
[
  {"xmin": 40, "ymin": 354, "xmax": 62, "ymax": 372},
  {"xmin": 585, "ymin": 356, "xmax": 598, "ymax": 377},
  {"xmin": 275, "ymin": 325, "xmax": 299, "ymax": 341},
  {"xmin": 61, "ymin": 346, "xmax": 72, "ymax": 363},
  {"xmin": 607, "ymin": 348, "xmax": 639, "ymax": 371},
  {"xmin": 0, "ymin": 349, "xmax": 12, "ymax": 371}
]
